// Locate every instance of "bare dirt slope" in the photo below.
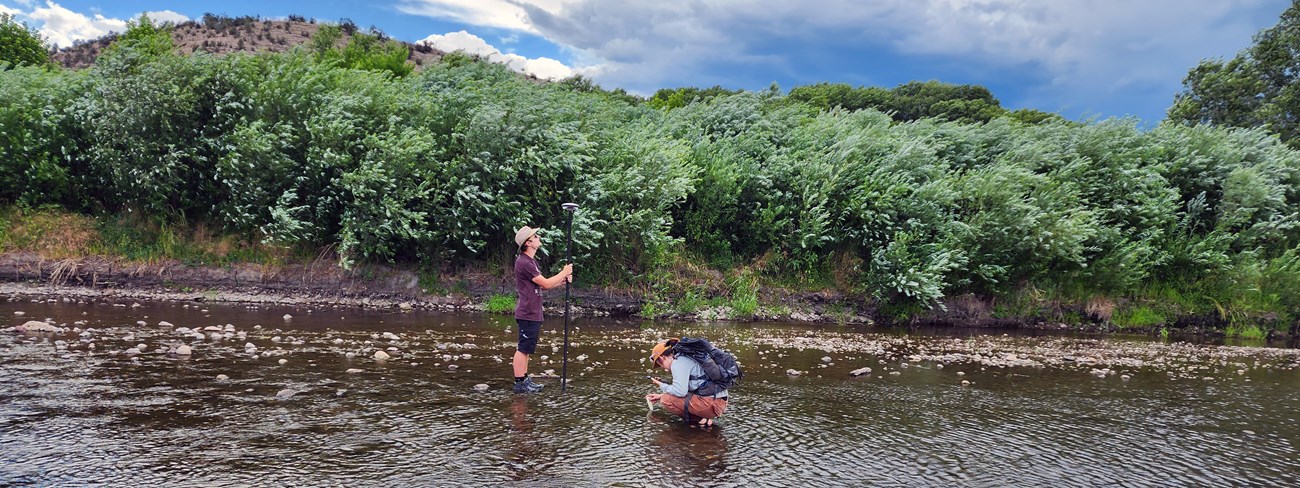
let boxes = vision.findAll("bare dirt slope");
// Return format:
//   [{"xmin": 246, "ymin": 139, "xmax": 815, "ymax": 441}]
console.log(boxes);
[{"xmin": 52, "ymin": 16, "xmax": 445, "ymax": 70}]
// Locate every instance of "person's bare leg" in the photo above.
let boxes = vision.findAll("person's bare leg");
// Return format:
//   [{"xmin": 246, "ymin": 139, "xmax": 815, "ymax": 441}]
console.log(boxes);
[{"xmin": 513, "ymin": 350, "xmax": 529, "ymax": 377}]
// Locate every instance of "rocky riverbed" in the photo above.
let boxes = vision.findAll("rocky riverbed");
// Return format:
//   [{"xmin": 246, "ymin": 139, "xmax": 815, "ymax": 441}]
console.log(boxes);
[{"xmin": 5, "ymin": 291, "xmax": 1298, "ymax": 386}]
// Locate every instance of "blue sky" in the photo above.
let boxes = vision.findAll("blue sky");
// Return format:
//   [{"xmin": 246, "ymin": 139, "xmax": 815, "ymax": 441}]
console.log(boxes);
[{"xmin": 1, "ymin": 0, "xmax": 1292, "ymax": 123}]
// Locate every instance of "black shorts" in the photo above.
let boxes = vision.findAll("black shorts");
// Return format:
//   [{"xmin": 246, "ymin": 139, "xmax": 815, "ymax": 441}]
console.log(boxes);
[{"xmin": 516, "ymin": 319, "xmax": 542, "ymax": 354}]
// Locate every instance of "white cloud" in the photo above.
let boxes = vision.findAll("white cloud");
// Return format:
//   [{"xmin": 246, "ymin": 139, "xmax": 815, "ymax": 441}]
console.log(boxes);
[
  {"xmin": 27, "ymin": 1, "xmax": 127, "ymax": 48},
  {"xmin": 142, "ymin": 10, "xmax": 189, "ymax": 25},
  {"xmin": 452, "ymin": 0, "xmax": 1282, "ymax": 118},
  {"xmin": 3, "ymin": 1, "xmax": 188, "ymax": 49},
  {"xmin": 398, "ymin": 0, "xmax": 580, "ymax": 32},
  {"xmin": 418, "ymin": 30, "xmax": 575, "ymax": 79},
  {"xmin": 397, "ymin": 0, "xmax": 533, "ymax": 32}
]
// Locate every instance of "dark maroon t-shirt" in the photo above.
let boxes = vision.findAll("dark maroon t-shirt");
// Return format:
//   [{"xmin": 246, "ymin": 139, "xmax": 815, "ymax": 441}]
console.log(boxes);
[{"xmin": 514, "ymin": 254, "xmax": 543, "ymax": 321}]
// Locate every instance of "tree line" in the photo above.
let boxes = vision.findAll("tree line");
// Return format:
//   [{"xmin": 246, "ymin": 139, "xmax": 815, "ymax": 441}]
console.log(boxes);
[{"xmin": 1, "ymin": 13, "xmax": 1299, "ymax": 331}]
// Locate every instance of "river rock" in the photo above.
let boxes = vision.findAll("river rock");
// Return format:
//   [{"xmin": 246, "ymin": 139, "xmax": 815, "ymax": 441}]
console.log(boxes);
[
  {"xmin": 822, "ymin": 356, "xmax": 833, "ymax": 363},
  {"xmin": 786, "ymin": 369, "xmax": 801, "ymax": 376},
  {"xmin": 278, "ymin": 359, "xmax": 288, "ymax": 365},
  {"xmin": 175, "ymin": 344, "xmax": 193, "ymax": 355},
  {"xmin": 346, "ymin": 368, "xmax": 363, "ymax": 373},
  {"xmin": 216, "ymin": 374, "xmax": 229, "ymax": 381},
  {"xmin": 850, "ymin": 367, "xmax": 872, "ymax": 376},
  {"xmin": 275, "ymin": 389, "xmax": 296, "ymax": 400},
  {"xmin": 374, "ymin": 351, "xmax": 391, "ymax": 360},
  {"xmin": 283, "ymin": 314, "xmax": 293, "ymax": 321},
  {"xmin": 473, "ymin": 383, "xmax": 490, "ymax": 392},
  {"xmin": 158, "ymin": 321, "xmax": 173, "ymax": 327},
  {"xmin": 16, "ymin": 320, "xmax": 56, "ymax": 332}
]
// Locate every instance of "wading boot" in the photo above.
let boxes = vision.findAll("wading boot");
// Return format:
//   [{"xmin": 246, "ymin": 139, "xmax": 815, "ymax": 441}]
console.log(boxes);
[{"xmin": 513, "ymin": 377, "xmax": 544, "ymax": 394}]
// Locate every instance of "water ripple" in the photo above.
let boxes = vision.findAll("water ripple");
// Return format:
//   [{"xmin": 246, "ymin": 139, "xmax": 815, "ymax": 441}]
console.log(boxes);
[{"xmin": 2, "ymin": 300, "xmax": 1298, "ymax": 486}]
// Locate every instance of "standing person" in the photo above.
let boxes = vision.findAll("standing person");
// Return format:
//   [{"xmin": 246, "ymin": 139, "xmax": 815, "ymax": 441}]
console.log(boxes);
[
  {"xmin": 512, "ymin": 225, "xmax": 573, "ymax": 394},
  {"xmin": 645, "ymin": 339, "xmax": 730, "ymax": 426}
]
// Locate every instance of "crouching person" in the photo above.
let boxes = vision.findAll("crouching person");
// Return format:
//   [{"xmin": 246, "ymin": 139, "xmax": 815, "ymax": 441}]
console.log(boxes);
[{"xmin": 645, "ymin": 338, "xmax": 730, "ymax": 427}]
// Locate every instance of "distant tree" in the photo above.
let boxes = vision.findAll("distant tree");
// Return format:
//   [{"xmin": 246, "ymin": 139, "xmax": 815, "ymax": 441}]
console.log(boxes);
[
  {"xmin": 310, "ymin": 24, "xmax": 343, "ymax": 56},
  {"xmin": 339, "ymin": 18, "xmax": 358, "ymax": 36},
  {"xmin": 647, "ymin": 85, "xmax": 741, "ymax": 109},
  {"xmin": 0, "ymin": 13, "xmax": 52, "ymax": 69},
  {"xmin": 1007, "ymin": 108, "xmax": 1063, "ymax": 125},
  {"xmin": 889, "ymin": 80, "xmax": 1007, "ymax": 122},
  {"xmin": 557, "ymin": 74, "xmax": 598, "ymax": 93},
  {"xmin": 105, "ymin": 14, "xmax": 174, "ymax": 59},
  {"xmin": 311, "ymin": 24, "xmax": 412, "ymax": 77},
  {"xmin": 788, "ymin": 82, "xmax": 890, "ymax": 111},
  {"xmin": 1169, "ymin": 3, "xmax": 1300, "ymax": 147},
  {"xmin": 340, "ymin": 31, "xmax": 412, "ymax": 77},
  {"xmin": 787, "ymin": 80, "xmax": 1010, "ymax": 123}
]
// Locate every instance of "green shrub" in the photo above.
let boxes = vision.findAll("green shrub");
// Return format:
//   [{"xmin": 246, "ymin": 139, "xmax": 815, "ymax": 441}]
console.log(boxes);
[
  {"xmin": 1112, "ymin": 306, "xmax": 1166, "ymax": 329},
  {"xmin": 485, "ymin": 294, "xmax": 516, "ymax": 314}
]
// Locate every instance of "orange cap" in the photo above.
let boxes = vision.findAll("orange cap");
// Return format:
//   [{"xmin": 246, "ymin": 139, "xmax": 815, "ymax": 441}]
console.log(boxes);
[{"xmin": 649, "ymin": 338, "xmax": 679, "ymax": 363}]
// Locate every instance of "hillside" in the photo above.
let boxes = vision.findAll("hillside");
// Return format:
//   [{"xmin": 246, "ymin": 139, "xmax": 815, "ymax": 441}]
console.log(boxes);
[{"xmin": 52, "ymin": 14, "xmax": 446, "ymax": 70}]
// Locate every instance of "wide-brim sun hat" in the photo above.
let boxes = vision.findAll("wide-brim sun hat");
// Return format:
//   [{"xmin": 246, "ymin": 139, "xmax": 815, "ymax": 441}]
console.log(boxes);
[{"xmin": 514, "ymin": 226, "xmax": 541, "ymax": 248}]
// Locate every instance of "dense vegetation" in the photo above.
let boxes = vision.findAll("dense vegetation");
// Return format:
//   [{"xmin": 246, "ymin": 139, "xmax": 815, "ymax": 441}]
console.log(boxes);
[
  {"xmin": 2, "ymin": 14, "xmax": 1299, "ymax": 336},
  {"xmin": 1171, "ymin": 2, "xmax": 1300, "ymax": 149},
  {"xmin": 0, "ymin": 13, "xmax": 50, "ymax": 68}
]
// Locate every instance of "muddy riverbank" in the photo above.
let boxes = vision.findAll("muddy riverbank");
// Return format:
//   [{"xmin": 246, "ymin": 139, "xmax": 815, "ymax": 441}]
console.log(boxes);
[
  {"xmin": 0, "ymin": 251, "xmax": 871, "ymax": 324},
  {"xmin": 1, "ymin": 251, "xmax": 1296, "ymax": 340}
]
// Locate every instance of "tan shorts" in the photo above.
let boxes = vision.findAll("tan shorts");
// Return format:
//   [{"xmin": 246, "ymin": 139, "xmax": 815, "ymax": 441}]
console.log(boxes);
[{"xmin": 658, "ymin": 394, "xmax": 728, "ymax": 420}]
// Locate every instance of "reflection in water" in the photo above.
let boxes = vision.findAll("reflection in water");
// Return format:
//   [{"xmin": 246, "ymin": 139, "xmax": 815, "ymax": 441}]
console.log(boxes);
[
  {"xmin": 0, "ymin": 298, "xmax": 1299, "ymax": 486},
  {"xmin": 646, "ymin": 418, "xmax": 730, "ymax": 483},
  {"xmin": 506, "ymin": 396, "xmax": 540, "ymax": 482}
]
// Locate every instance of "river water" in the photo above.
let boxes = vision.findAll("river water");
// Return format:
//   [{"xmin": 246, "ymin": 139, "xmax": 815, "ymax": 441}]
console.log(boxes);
[{"xmin": 2, "ymin": 297, "xmax": 1299, "ymax": 487}]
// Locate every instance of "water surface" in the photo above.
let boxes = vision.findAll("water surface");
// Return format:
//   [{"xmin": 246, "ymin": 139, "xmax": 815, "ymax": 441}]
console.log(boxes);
[{"xmin": 2, "ymin": 297, "xmax": 1298, "ymax": 486}]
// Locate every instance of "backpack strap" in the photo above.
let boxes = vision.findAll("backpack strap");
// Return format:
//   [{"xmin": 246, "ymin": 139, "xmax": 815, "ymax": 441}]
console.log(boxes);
[{"xmin": 682, "ymin": 392, "xmax": 694, "ymax": 425}]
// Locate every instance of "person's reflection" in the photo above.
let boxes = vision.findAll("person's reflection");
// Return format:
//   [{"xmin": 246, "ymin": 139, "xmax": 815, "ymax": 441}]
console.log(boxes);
[
  {"xmin": 505, "ymin": 396, "xmax": 540, "ymax": 481},
  {"xmin": 644, "ymin": 417, "xmax": 731, "ymax": 482}
]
